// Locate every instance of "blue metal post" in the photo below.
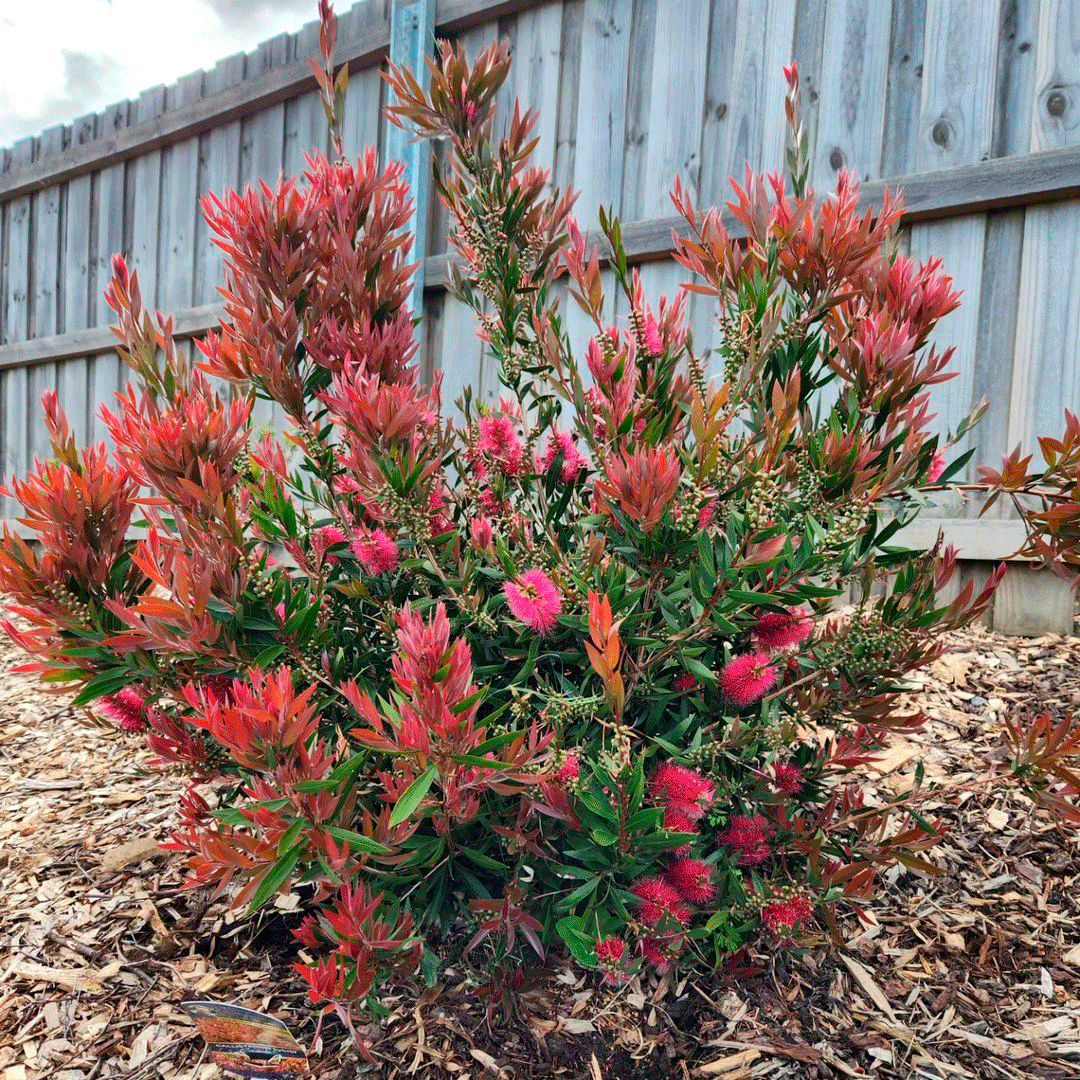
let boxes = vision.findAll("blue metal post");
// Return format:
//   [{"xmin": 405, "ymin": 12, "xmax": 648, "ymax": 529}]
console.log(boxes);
[{"xmin": 386, "ymin": 0, "xmax": 435, "ymax": 321}]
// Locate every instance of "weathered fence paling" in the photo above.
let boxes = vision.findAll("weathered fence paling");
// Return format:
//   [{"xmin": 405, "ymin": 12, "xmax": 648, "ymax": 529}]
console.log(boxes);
[{"xmin": 1, "ymin": 0, "xmax": 1078, "ymax": 634}]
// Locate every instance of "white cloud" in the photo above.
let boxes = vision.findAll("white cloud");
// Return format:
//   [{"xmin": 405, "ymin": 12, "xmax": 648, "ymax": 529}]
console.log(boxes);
[{"xmin": 0, "ymin": 0, "xmax": 316, "ymax": 145}]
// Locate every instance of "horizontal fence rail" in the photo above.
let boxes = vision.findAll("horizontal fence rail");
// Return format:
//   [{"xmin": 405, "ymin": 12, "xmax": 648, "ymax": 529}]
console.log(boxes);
[{"xmin": 3, "ymin": 142, "xmax": 1079, "ymax": 372}]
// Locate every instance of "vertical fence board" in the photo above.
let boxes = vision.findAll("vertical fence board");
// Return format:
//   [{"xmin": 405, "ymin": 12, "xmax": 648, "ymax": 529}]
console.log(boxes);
[
  {"xmin": 573, "ymin": 0, "xmax": 631, "ymax": 225},
  {"xmin": 59, "ymin": 114, "xmax": 96, "ymax": 448},
  {"xmin": 813, "ymin": 0, "xmax": 892, "ymax": 183},
  {"xmin": 514, "ymin": 1, "xmax": 564, "ymax": 186},
  {"xmin": 716, "ymin": 0, "xmax": 796, "ymax": 190},
  {"xmin": 618, "ymin": 0, "xmax": 657, "ymax": 221},
  {"xmin": 241, "ymin": 35, "xmax": 290, "ymax": 191},
  {"xmin": 29, "ymin": 128, "xmax": 65, "ymax": 471},
  {"xmin": 195, "ymin": 54, "xmax": 247, "ymax": 306},
  {"xmin": 129, "ymin": 87, "xmax": 167, "ymax": 309},
  {"xmin": 2, "ymin": 138, "xmax": 33, "ymax": 518},
  {"xmin": 640, "ymin": 2, "xmax": 711, "ymax": 217},
  {"xmin": 341, "ymin": 0, "xmax": 387, "ymax": 161},
  {"xmin": 1030, "ymin": 0, "xmax": 1080, "ymax": 152},
  {"xmin": 91, "ymin": 103, "xmax": 130, "ymax": 446},
  {"xmin": 879, "ymin": 0, "xmax": 928, "ymax": 176},
  {"xmin": 160, "ymin": 71, "xmax": 206, "ymax": 376},
  {"xmin": 909, "ymin": 0, "xmax": 1000, "ymax": 485}
]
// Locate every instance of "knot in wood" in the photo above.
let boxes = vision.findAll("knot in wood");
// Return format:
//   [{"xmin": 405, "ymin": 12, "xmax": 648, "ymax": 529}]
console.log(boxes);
[
  {"xmin": 931, "ymin": 120, "xmax": 951, "ymax": 148},
  {"xmin": 1046, "ymin": 89, "xmax": 1067, "ymax": 118}
]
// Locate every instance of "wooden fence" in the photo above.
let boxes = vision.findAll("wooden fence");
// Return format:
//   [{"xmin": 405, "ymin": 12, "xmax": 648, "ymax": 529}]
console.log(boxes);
[{"xmin": 1, "ymin": 0, "xmax": 1078, "ymax": 633}]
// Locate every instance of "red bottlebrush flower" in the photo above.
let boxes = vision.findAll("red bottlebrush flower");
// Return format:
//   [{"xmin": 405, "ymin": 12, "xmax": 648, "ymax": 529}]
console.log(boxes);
[
  {"xmin": 753, "ymin": 608, "xmax": 813, "ymax": 651},
  {"xmin": 650, "ymin": 762, "xmax": 715, "ymax": 820},
  {"xmin": 477, "ymin": 413, "xmax": 524, "ymax": 475},
  {"xmin": 555, "ymin": 754, "xmax": 580, "ymax": 786},
  {"xmin": 98, "ymin": 687, "xmax": 148, "ymax": 733},
  {"xmin": 643, "ymin": 315, "xmax": 663, "ymax": 357},
  {"xmin": 663, "ymin": 804, "xmax": 699, "ymax": 855},
  {"xmin": 504, "ymin": 569, "xmax": 562, "ymax": 636},
  {"xmin": 631, "ymin": 878, "xmax": 692, "ymax": 929},
  {"xmin": 595, "ymin": 936, "xmax": 629, "ymax": 984},
  {"xmin": 539, "ymin": 429, "xmax": 586, "ymax": 484},
  {"xmin": 664, "ymin": 857, "xmax": 716, "ymax": 903},
  {"xmin": 761, "ymin": 893, "xmax": 814, "ymax": 938},
  {"xmin": 672, "ymin": 672, "xmax": 701, "ymax": 693},
  {"xmin": 352, "ymin": 529, "xmax": 399, "ymax": 576},
  {"xmin": 640, "ymin": 935, "xmax": 684, "ymax": 973},
  {"xmin": 720, "ymin": 652, "xmax": 777, "ymax": 706},
  {"xmin": 469, "ymin": 516, "xmax": 494, "ymax": 552},
  {"xmin": 772, "ymin": 763, "xmax": 804, "ymax": 796},
  {"xmin": 719, "ymin": 814, "xmax": 772, "ymax": 867},
  {"xmin": 928, "ymin": 450, "xmax": 946, "ymax": 483}
]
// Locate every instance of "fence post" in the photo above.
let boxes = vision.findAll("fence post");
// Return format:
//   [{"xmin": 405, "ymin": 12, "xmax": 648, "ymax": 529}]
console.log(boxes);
[{"xmin": 385, "ymin": 0, "xmax": 435, "ymax": 324}]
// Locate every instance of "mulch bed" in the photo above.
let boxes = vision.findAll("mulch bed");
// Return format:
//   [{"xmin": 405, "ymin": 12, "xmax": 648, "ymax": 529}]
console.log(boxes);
[{"xmin": 3, "ymin": 626, "xmax": 1080, "ymax": 1080}]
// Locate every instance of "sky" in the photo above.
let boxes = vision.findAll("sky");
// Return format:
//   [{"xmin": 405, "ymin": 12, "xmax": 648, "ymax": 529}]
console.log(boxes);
[{"xmin": 1, "ymin": 0, "xmax": 318, "ymax": 146}]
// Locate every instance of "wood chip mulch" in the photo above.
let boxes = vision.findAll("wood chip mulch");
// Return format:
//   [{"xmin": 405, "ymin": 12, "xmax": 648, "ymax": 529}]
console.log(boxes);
[{"xmin": 2, "ymin": 625, "xmax": 1080, "ymax": 1080}]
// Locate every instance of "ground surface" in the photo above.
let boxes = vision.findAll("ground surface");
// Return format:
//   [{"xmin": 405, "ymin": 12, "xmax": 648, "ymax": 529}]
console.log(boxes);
[{"xmin": 3, "ymin": 627, "xmax": 1080, "ymax": 1080}]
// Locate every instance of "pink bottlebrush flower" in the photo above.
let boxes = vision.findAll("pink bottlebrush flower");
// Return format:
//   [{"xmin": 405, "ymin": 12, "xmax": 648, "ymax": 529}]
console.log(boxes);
[
  {"xmin": 539, "ymin": 429, "xmax": 586, "ymax": 484},
  {"xmin": 313, "ymin": 525, "xmax": 347, "ymax": 565},
  {"xmin": 556, "ymin": 755, "xmax": 580, "ymax": 786},
  {"xmin": 650, "ymin": 762, "xmax": 715, "ymax": 820},
  {"xmin": 643, "ymin": 315, "xmax": 663, "ymax": 357},
  {"xmin": 719, "ymin": 814, "xmax": 772, "ymax": 867},
  {"xmin": 772, "ymin": 763, "xmax": 804, "ymax": 796},
  {"xmin": 753, "ymin": 608, "xmax": 813, "ymax": 651},
  {"xmin": 352, "ymin": 529, "xmax": 399, "ymax": 576},
  {"xmin": 469, "ymin": 516, "xmax": 495, "ymax": 552},
  {"xmin": 631, "ymin": 878, "xmax": 692, "ymax": 929},
  {"xmin": 477, "ymin": 413, "xmax": 524, "ymax": 475},
  {"xmin": 672, "ymin": 672, "xmax": 701, "ymax": 693},
  {"xmin": 504, "ymin": 569, "xmax": 563, "ymax": 636},
  {"xmin": 477, "ymin": 487, "xmax": 503, "ymax": 515},
  {"xmin": 98, "ymin": 687, "xmax": 148, "ymax": 733},
  {"xmin": 928, "ymin": 451, "xmax": 946, "ymax": 483},
  {"xmin": 664, "ymin": 857, "xmax": 716, "ymax": 904},
  {"xmin": 761, "ymin": 894, "xmax": 814, "ymax": 938},
  {"xmin": 720, "ymin": 652, "xmax": 777, "ymax": 706},
  {"xmin": 698, "ymin": 497, "xmax": 718, "ymax": 529}
]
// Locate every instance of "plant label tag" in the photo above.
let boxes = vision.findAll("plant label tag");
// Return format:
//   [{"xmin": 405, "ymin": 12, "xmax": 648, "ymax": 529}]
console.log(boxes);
[{"xmin": 180, "ymin": 1000, "xmax": 307, "ymax": 1078}]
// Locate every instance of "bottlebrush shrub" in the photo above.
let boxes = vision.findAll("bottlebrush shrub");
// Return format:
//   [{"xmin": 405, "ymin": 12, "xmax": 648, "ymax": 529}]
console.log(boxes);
[
  {"xmin": 980, "ymin": 408, "xmax": 1080, "ymax": 575},
  {"xmin": 0, "ymin": 9, "xmax": 1004, "ymax": 1035}
]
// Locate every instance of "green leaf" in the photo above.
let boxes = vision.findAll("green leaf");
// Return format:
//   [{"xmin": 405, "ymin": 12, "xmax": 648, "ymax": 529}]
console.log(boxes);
[
  {"xmin": 254, "ymin": 644, "xmax": 287, "ymax": 668},
  {"xmin": 248, "ymin": 846, "xmax": 301, "ymax": 915},
  {"xmin": 420, "ymin": 948, "xmax": 440, "ymax": 988},
  {"xmin": 555, "ymin": 916, "xmax": 596, "ymax": 967},
  {"xmin": 323, "ymin": 826, "xmax": 392, "ymax": 854},
  {"xmin": 389, "ymin": 764, "xmax": 438, "ymax": 827},
  {"xmin": 277, "ymin": 818, "xmax": 305, "ymax": 856},
  {"xmin": 71, "ymin": 668, "xmax": 136, "ymax": 707}
]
